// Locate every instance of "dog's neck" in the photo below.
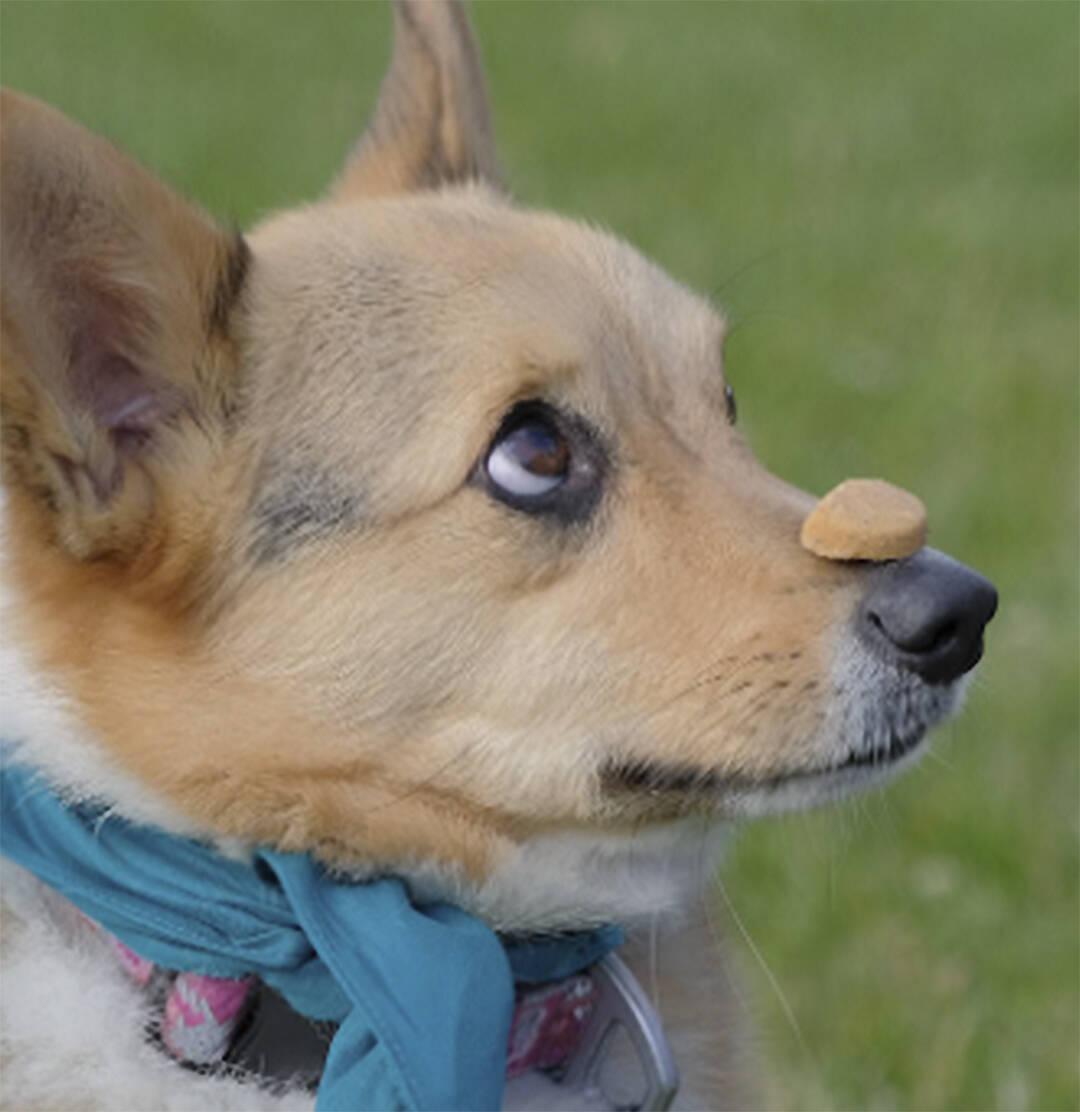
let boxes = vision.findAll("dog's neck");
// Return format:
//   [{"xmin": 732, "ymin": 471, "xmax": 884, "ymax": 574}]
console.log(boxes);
[{"xmin": 409, "ymin": 817, "xmax": 730, "ymax": 934}]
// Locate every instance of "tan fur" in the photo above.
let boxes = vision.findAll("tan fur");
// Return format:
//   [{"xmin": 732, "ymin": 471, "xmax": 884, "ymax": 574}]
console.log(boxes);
[
  {"xmin": 0, "ymin": 3, "xmax": 969, "ymax": 1106},
  {"xmin": 334, "ymin": 0, "xmax": 500, "ymax": 198}
]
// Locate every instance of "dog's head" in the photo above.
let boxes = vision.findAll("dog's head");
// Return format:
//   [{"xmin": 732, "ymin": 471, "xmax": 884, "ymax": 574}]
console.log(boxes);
[{"xmin": 0, "ymin": 2, "xmax": 994, "ymax": 928}]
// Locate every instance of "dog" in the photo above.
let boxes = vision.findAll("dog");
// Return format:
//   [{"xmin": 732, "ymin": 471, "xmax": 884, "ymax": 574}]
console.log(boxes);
[{"xmin": 0, "ymin": 2, "xmax": 997, "ymax": 1108}]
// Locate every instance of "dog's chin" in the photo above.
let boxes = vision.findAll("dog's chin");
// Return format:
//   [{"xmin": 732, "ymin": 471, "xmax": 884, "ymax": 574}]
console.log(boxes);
[
  {"xmin": 716, "ymin": 729, "xmax": 934, "ymax": 817},
  {"xmin": 601, "ymin": 733, "xmax": 932, "ymax": 821}
]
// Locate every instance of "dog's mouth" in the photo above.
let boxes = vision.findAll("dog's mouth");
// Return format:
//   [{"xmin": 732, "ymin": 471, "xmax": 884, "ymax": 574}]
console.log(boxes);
[
  {"xmin": 597, "ymin": 645, "xmax": 970, "ymax": 815},
  {"xmin": 600, "ymin": 725, "xmax": 929, "ymax": 810}
]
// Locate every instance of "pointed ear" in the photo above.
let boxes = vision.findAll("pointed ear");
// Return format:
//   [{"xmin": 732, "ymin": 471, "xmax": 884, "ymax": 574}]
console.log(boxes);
[
  {"xmin": 1, "ymin": 90, "xmax": 249, "ymax": 561},
  {"xmin": 332, "ymin": 0, "xmax": 500, "ymax": 200}
]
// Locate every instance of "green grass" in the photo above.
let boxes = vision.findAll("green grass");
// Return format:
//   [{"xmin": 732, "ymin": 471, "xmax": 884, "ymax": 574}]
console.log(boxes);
[{"xmin": 3, "ymin": 3, "xmax": 1076, "ymax": 1109}]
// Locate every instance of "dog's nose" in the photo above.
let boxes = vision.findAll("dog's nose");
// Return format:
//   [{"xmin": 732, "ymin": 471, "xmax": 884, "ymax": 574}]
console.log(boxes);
[{"xmin": 857, "ymin": 549, "xmax": 998, "ymax": 684}]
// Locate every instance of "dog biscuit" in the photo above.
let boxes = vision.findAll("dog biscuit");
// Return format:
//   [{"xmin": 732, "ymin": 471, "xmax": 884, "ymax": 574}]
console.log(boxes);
[{"xmin": 800, "ymin": 479, "xmax": 927, "ymax": 561}]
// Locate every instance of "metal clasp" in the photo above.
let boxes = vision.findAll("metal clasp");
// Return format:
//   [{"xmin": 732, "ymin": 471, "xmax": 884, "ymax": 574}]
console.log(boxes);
[{"xmin": 503, "ymin": 951, "xmax": 679, "ymax": 1111}]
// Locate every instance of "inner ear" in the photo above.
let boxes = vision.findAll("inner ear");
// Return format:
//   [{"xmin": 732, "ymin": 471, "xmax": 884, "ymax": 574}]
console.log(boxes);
[
  {"xmin": 1, "ymin": 90, "xmax": 249, "ymax": 562},
  {"xmin": 66, "ymin": 296, "xmax": 188, "ymax": 499},
  {"xmin": 332, "ymin": 0, "xmax": 501, "ymax": 199}
]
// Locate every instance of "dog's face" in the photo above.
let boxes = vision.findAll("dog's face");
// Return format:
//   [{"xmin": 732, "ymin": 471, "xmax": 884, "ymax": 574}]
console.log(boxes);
[{"xmin": 0, "ymin": 3, "xmax": 994, "ymax": 927}]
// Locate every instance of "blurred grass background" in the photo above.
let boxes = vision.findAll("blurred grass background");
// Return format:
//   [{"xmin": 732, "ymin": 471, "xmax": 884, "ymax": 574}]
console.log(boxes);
[{"xmin": 2, "ymin": 3, "xmax": 1076, "ymax": 1109}]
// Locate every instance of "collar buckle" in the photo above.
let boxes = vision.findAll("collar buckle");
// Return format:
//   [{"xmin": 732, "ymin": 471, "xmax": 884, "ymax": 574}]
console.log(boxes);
[{"xmin": 504, "ymin": 952, "xmax": 679, "ymax": 1111}]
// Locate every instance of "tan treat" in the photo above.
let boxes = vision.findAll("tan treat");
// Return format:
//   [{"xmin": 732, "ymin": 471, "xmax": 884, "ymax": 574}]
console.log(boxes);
[{"xmin": 800, "ymin": 479, "xmax": 927, "ymax": 561}]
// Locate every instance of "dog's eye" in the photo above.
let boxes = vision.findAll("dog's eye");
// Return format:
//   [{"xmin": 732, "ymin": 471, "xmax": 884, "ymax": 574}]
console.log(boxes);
[
  {"xmin": 724, "ymin": 384, "xmax": 737, "ymax": 425},
  {"xmin": 486, "ymin": 412, "xmax": 569, "ymax": 498},
  {"xmin": 477, "ymin": 400, "xmax": 607, "ymax": 524}
]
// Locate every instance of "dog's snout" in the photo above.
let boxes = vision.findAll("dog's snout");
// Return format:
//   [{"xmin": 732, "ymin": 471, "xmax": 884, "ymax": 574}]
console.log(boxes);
[{"xmin": 857, "ymin": 549, "xmax": 998, "ymax": 685}]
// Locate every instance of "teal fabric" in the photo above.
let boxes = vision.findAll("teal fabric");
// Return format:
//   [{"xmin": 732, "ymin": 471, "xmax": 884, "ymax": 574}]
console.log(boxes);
[{"xmin": 0, "ymin": 758, "xmax": 620, "ymax": 1111}]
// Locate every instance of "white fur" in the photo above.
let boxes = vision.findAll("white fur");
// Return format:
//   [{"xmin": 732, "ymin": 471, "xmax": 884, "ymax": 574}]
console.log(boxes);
[
  {"xmin": 407, "ymin": 818, "xmax": 730, "ymax": 934},
  {"xmin": 0, "ymin": 862, "xmax": 312, "ymax": 1111}
]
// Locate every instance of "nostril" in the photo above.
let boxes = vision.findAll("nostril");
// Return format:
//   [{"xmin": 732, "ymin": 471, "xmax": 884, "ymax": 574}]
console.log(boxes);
[
  {"xmin": 867, "ymin": 611, "xmax": 885, "ymax": 635},
  {"xmin": 864, "ymin": 606, "xmax": 954, "ymax": 655},
  {"xmin": 934, "ymin": 620, "xmax": 958, "ymax": 652},
  {"xmin": 909, "ymin": 617, "xmax": 958, "ymax": 656}
]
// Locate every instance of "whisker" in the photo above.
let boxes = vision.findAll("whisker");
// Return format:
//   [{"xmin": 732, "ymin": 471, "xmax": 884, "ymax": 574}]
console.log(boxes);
[
  {"xmin": 710, "ymin": 246, "xmax": 786, "ymax": 302},
  {"xmin": 648, "ymin": 910, "xmax": 661, "ymax": 1012},
  {"xmin": 921, "ymin": 745, "xmax": 957, "ymax": 773},
  {"xmin": 352, "ymin": 736, "xmax": 483, "ymax": 817},
  {"xmin": 612, "ymin": 651, "xmax": 760, "ymax": 743},
  {"xmin": 714, "ymin": 872, "xmax": 813, "ymax": 1062}
]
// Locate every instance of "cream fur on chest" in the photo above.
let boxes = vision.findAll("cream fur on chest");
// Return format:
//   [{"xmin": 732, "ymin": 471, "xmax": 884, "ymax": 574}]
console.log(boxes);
[{"xmin": 0, "ymin": 861, "xmax": 310, "ymax": 1111}]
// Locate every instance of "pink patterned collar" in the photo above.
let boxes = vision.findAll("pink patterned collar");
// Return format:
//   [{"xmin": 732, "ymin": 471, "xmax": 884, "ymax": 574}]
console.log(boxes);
[{"xmin": 107, "ymin": 928, "xmax": 596, "ymax": 1084}]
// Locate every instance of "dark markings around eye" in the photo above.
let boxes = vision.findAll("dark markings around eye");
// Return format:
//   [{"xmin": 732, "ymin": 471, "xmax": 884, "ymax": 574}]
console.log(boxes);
[
  {"xmin": 250, "ymin": 461, "xmax": 363, "ymax": 564},
  {"xmin": 476, "ymin": 399, "xmax": 610, "ymax": 526}
]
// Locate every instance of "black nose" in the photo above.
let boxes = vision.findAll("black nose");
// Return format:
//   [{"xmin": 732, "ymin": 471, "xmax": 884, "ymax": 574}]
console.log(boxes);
[{"xmin": 857, "ymin": 549, "xmax": 998, "ymax": 685}]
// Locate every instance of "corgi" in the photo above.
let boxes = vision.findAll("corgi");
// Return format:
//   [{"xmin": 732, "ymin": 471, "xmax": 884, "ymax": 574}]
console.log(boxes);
[{"xmin": 0, "ymin": 3, "xmax": 996, "ymax": 1108}]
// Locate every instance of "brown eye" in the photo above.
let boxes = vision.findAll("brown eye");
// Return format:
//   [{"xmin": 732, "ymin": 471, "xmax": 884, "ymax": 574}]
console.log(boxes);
[
  {"xmin": 724, "ymin": 383, "xmax": 737, "ymax": 425},
  {"xmin": 478, "ymin": 399, "xmax": 608, "ymax": 524},
  {"xmin": 486, "ymin": 417, "xmax": 569, "ymax": 497}
]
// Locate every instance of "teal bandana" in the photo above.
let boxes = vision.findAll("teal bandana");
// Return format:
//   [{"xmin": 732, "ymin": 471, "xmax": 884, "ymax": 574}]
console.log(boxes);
[{"xmin": 0, "ymin": 758, "xmax": 620, "ymax": 1111}]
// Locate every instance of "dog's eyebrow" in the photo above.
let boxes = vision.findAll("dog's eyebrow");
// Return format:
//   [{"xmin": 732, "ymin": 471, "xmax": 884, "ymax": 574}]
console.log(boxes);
[{"xmin": 249, "ymin": 461, "xmax": 363, "ymax": 564}]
